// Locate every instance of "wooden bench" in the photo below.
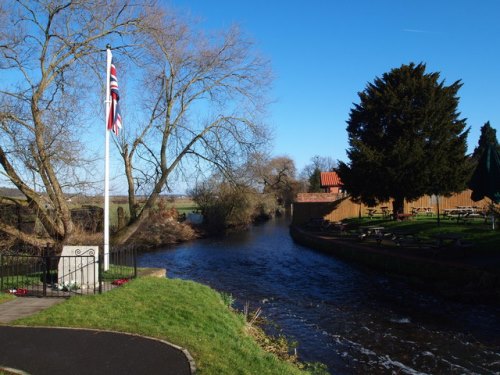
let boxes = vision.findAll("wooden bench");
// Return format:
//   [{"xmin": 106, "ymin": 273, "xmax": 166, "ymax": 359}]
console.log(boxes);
[{"xmin": 366, "ymin": 209, "xmax": 383, "ymax": 219}]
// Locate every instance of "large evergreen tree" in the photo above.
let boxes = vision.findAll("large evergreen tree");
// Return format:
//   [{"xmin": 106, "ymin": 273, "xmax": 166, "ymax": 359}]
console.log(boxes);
[
  {"xmin": 308, "ymin": 167, "xmax": 323, "ymax": 193},
  {"xmin": 338, "ymin": 63, "xmax": 471, "ymax": 216},
  {"xmin": 472, "ymin": 121, "xmax": 499, "ymax": 161}
]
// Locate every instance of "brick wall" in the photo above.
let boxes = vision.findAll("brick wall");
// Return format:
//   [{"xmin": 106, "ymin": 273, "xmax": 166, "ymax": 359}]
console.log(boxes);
[{"xmin": 296, "ymin": 193, "xmax": 345, "ymax": 202}]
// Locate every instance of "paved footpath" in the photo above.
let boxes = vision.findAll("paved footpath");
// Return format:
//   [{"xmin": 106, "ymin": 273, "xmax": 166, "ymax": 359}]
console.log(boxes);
[
  {"xmin": 0, "ymin": 298, "xmax": 194, "ymax": 375},
  {"xmin": 0, "ymin": 297, "xmax": 65, "ymax": 324}
]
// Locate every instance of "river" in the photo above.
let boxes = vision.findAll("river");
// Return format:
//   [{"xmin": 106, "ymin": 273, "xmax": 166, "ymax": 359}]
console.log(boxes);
[{"xmin": 137, "ymin": 218, "xmax": 500, "ymax": 374}]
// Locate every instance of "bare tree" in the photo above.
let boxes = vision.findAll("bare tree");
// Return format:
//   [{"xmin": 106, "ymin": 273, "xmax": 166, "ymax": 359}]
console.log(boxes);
[
  {"xmin": 189, "ymin": 175, "xmax": 257, "ymax": 233},
  {"xmin": 300, "ymin": 155, "xmax": 337, "ymax": 180},
  {"xmin": 299, "ymin": 155, "xmax": 338, "ymax": 192},
  {"xmin": 113, "ymin": 8, "xmax": 272, "ymax": 244},
  {"xmin": 0, "ymin": 0, "xmax": 142, "ymax": 249},
  {"xmin": 246, "ymin": 154, "xmax": 299, "ymax": 206}
]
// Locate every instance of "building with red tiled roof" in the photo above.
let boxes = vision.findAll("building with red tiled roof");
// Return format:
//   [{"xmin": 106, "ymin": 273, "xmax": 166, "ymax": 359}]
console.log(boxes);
[{"xmin": 320, "ymin": 171, "xmax": 343, "ymax": 194}]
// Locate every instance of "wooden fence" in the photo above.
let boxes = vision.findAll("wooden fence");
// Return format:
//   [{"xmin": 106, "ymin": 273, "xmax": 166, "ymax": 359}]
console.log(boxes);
[{"xmin": 292, "ymin": 190, "xmax": 490, "ymax": 225}]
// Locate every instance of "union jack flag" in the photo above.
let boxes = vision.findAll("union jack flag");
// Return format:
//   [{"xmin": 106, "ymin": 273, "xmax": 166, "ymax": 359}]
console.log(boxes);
[{"xmin": 107, "ymin": 60, "xmax": 122, "ymax": 135}]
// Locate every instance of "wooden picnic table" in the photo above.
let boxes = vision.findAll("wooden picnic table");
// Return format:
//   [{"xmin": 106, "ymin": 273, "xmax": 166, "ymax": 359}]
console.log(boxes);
[
  {"xmin": 359, "ymin": 226, "xmax": 386, "ymax": 244},
  {"xmin": 412, "ymin": 207, "xmax": 434, "ymax": 216},
  {"xmin": 360, "ymin": 225, "xmax": 385, "ymax": 234},
  {"xmin": 380, "ymin": 206, "xmax": 391, "ymax": 218},
  {"xmin": 443, "ymin": 207, "xmax": 483, "ymax": 223},
  {"xmin": 456, "ymin": 206, "xmax": 475, "ymax": 213},
  {"xmin": 421, "ymin": 207, "xmax": 434, "ymax": 216}
]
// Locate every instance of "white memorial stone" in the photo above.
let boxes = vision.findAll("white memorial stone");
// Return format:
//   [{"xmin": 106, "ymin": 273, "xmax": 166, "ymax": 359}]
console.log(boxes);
[{"xmin": 58, "ymin": 246, "xmax": 99, "ymax": 290}]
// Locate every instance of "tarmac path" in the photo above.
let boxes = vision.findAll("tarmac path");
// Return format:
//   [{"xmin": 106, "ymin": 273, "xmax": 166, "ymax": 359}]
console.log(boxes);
[{"xmin": 0, "ymin": 326, "xmax": 194, "ymax": 375}]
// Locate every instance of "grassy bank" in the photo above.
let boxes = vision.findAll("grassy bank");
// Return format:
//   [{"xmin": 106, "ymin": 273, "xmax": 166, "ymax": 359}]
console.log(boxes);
[
  {"xmin": 13, "ymin": 277, "xmax": 315, "ymax": 375},
  {"xmin": 0, "ymin": 293, "xmax": 14, "ymax": 304},
  {"xmin": 343, "ymin": 216, "xmax": 500, "ymax": 253}
]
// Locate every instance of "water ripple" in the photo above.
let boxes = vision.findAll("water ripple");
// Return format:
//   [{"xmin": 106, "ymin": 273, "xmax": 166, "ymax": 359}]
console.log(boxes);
[{"xmin": 138, "ymin": 218, "xmax": 500, "ymax": 374}]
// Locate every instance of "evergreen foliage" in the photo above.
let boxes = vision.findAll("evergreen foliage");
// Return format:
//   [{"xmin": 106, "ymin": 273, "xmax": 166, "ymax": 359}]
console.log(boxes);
[
  {"xmin": 297, "ymin": 155, "xmax": 337, "ymax": 194},
  {"xmin": 308, "ymin": 168, "xmax": 323, "ymax": 193},
  {"xmin": 472, "ymin": 121, "xmax": 499, "ymax": 161},
  {"xmin": 338, "ymin": 63, "xmax": 472, "ymax": 214}
]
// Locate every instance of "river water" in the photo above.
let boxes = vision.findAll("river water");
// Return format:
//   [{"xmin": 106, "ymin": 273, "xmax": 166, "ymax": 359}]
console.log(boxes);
[{"xmin": 137, "ymin": 218, "xmax": 500, "ymax": 374}]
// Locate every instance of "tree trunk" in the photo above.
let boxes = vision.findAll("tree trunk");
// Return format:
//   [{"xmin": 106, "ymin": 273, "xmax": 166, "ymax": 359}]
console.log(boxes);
[
  {"xmin": 392, "ymin": 197, "xmax": 404, "ymax": 220},
  {"xmin": 123, "ymin": 149, "xmax": 137, "ymax": 222},
  {"xmin": 0, "ymin": 221, "xmax": 54, "ymax": 248},
  {"xmin": 112, "ymin": 172, "xmax": 168, "ymax": 245},
  {"xmin": 111, "ymin": 212, "xmax": 148, "ymax": 246},
  {"xmin": 436, "ymin": 195, "xmax": 441, "ymax": 226},
  {"xmin": 0, "ymin": 146, "xmax": 66, "ymax": 241},
  {"xmin": 32, "ymin": 92, "xmax": 74, "ymax": 242}
]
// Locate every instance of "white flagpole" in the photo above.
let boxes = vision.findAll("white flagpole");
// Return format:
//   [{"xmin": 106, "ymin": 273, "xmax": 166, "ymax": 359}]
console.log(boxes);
[{"xmin": 104, "ymin": 45, "xmax": 112, "ymax": 271}]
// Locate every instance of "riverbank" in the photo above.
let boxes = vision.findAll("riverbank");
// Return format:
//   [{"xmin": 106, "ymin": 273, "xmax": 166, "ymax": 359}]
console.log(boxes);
[
  {"xmin": 9, "ymin": 277, "xmax": 317, "ymax": 375},
  {"xmin": 135, "ymin": 218, "xmax": 500, "ymax": 374},
  {"xmin": 290, "ymin": 225, "xmax": 500, "ymax": 304}
]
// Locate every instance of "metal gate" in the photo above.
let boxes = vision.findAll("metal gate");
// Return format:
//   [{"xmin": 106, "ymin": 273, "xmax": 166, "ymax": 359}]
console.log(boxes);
[{"xmin": 0, "ymin": 247, "xmax": 137, "ymax": 298}]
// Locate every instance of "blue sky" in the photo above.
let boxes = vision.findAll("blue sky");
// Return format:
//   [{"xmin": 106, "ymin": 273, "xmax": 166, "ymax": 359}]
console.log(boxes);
[{"xmin": 168, "ymin": 0, "xmax": 500, "ymax": 172}]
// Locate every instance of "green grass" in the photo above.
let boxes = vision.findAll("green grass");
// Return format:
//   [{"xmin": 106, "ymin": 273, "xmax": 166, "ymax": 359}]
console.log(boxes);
[
  {"xmin": 0, "ymin": 292, "xmax": 15, "ymax": 304},
  {"xmin": 344, "ymin": 216, "xmax": 500, "ymax": 253},
  {"xmin": 109, "ymin": 202, "xmax": 129, "ymax": 227},
  {"xmin": 172, "ymin": 198, "xmax": 198, "ymax": 215},
  {"xmin": 101, "ymin": 264, "xmax": 136, "ymax": 281},
  {"xmin": 14, "ymin": 277, "xmax": 313, "ymax": 375},
  {"xmin": 0, "ymin": 273, "xmax": 45, "ymax": 290}
]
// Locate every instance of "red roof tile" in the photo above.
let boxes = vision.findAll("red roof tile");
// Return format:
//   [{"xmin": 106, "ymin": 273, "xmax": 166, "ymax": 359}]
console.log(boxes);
[{"xmin": 320, "ymin": 171, "xmax": 342, "ymax": 187}]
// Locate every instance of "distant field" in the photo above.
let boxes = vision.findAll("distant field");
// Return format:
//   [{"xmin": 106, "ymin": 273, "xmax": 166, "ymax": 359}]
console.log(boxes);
[
  {"xmin": 0, "ymin": 195, "xmax": 197, "ymax": 228},
  {"xmin": 172, "ymin": 198, "xmax": 198, "ymax": 214},
  {"xmin": 105, "ymin": 198, "xmax": 197, "ymax": 226}
]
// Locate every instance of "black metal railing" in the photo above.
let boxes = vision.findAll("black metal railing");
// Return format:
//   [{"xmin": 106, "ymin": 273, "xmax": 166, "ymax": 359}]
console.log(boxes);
[
  {"xmin": 0, "ymin": 246, "xmax": 137, "ymax": 297},
  {"xmin": 0, "ymin": 254, "xmax": 45, "ymax": 296},
  {"xmin": 57, "ymin": 254, "xmax": 98, "ymax": 295},
  {"xmin": 0, "ymin": 253, "xmax": 97, "ymax": 297},
  {"xmin": 99, "ymin": 247, "xmax": 137, "ymax": 293}
]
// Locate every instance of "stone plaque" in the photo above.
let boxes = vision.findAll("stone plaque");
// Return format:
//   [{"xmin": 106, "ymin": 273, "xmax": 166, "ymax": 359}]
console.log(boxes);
[{"xmin": 58, "ymin": 246, "xmax": 99, "ymax": 290}]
